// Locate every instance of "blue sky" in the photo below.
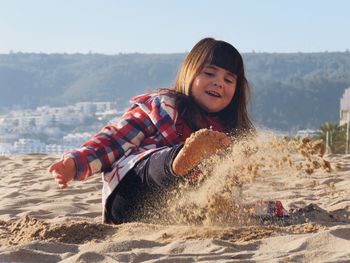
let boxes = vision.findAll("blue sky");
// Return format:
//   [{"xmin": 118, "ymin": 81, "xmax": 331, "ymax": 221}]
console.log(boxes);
[{"xmin": 1, "ymin": 0, "xmax": 349, "ymax": 54}]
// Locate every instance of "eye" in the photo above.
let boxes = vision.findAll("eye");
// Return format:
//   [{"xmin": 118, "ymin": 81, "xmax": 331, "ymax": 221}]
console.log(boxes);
[
  {"xmin": 225, "ymin": 78, "xmax": 235, "ymax": 84},
  {"xmin": 204, "ymin": 71, "xmax": 214, "ymax": 76}
]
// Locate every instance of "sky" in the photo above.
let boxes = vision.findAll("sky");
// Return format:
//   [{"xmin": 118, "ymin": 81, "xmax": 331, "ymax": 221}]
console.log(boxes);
[{"xmin": 1, "ymin": 0, "xmax": 349, "ymax": 54}]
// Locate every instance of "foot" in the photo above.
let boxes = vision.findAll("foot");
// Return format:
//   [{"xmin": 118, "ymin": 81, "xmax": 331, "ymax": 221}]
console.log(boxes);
[{"xmin": 172, "ymin": 129, "xmax": 230, "ymax": 176}]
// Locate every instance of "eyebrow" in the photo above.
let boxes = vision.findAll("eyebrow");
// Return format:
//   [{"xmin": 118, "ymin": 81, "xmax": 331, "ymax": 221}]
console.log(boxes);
[{"xmin": 204, "ymin": 65, "xmax": 237, "ymax": 78}]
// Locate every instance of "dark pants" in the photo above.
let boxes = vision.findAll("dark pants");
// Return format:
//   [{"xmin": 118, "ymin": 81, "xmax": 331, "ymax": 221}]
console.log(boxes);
[{"xmin": 105, "ymin": 145, "xmax": 183, "ymax": 224}]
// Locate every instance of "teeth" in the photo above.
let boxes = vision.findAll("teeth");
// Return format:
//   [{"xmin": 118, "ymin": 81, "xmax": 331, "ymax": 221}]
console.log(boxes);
[{"xmin": 206, "ymin": 91, "xmax": 221, "ymax": 97}]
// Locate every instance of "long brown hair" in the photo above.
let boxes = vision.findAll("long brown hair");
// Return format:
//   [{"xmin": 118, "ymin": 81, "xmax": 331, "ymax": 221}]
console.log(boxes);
[{"xmin": 168, "ymin": 37, "xmax": 254, "ymax": 135}]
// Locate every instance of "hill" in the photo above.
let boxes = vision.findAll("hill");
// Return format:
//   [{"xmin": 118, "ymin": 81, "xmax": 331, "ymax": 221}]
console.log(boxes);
[{"xmin": 1, "ymin": 51, "xmax": 350, "ymax": 131}]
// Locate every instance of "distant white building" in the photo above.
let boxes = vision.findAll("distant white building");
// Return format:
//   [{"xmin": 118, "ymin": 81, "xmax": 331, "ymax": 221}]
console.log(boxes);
[
  {"xmin": 94, "ymin": 102, "xmax": 115, "ymax": 112},
  {"xmin": 74, "ymin": 102, "xmax": 97, "ymax": 115},
  {"xmin": 340, "ymin": 87, "xmax": 350, "ymax": 126},
  {"xmin": 0, "ymin": 134, "xmax": 19, "ymax": 144},
  {"xmin": 96, "ymin": 109, "xmax": 123, "ymax": 121},
  {"xmin": 36, "ymin": 106, "xmax": 81, "ymax": 126},
  {"xmin": 13, "ymin": 139, "xmax": 45, "ymax": 154},
  {"xmin": 0, "ymin": 143, "xmax": 12, "ymax": 155},
  {"xmin": 75, "ymin": 101, "xmax": 117, "ymax": 115},
  {"xmin": 0, "ymin": 101, "xmax": 120, "ymax": 155},
  {"xmin": 63, "ymin": 132, "xmax": 92, "ymax": 147},
  {"xmin": 12, "ymin": 138, "xmax": 72, "ymax": 155},
  {"xmin": 295, "ymin": 129, "xmax": 319, "ymax": 138},
  {"xmin": 34, "ymin": 114, "xmax": 52, "ymax": 128},
  {"xmin": 45, "ymin": 144, "xmax": 72, "ymax": 155}
]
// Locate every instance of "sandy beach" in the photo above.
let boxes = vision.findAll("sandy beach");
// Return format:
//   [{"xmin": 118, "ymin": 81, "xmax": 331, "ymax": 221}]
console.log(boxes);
[{"xmin": 0, "ymin": 134, "xmax": 350, "ymax": 263}]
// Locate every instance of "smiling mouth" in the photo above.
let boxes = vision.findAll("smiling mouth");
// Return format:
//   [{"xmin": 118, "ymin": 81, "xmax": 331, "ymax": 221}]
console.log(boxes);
[{"xmin": 206, "ymin": 90, "xmax": 221, "ymax": 97}]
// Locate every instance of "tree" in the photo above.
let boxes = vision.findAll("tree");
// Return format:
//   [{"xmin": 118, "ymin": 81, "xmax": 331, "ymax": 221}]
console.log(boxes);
[{"xmin": 314, "ymin": 122, "xmax": 347, "ymax": 154}]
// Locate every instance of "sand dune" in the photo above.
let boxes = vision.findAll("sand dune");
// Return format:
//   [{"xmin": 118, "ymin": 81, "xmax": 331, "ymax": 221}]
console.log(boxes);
[{"xmin": 0, "ymin": 134, "xmax": 350, "ymax": 262}]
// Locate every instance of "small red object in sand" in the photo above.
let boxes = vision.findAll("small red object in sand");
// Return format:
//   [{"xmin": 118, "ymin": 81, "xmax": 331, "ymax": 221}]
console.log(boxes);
[
  {"xmin": 274, "ymin": 201, "xmax": 289, "ymax": 217},
  {"xmin": 256, "ymin": 200, "xmax": 289, "ymax": 219},
  {"xmin": 265, "ymin": 200, "xmax": 289, "ymax": 217}
]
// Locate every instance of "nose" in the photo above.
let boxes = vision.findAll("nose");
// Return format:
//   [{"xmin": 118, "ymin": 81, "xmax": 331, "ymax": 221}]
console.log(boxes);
[{"xmin": 213, "ymin": 79, "xmax": 223, "ymax": 88}]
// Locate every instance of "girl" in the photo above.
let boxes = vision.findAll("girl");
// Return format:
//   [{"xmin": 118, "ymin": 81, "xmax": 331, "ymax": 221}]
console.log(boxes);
[{"xmin": 48, "ymin": 37, "xmax": 254, "ymax": 224}]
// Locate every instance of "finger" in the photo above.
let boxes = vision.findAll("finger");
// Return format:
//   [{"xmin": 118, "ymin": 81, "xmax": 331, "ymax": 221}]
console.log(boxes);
[
  {"xmin": 55, "ymin": 177, "xmax": 67, "ymax": 185},
  {"xmin": 48, "ymin": 161, "xmax": 63, "ymax": 173},
  {"xmin": 53, "ymin": 173, "xmax": 67, "ymax": 183},
  {"xmin": 48, "ymin": 163, "xmax": 56, "ymax": 173},
  {"xmin": 54, "ymin": 173, "xmax": 65, "ymax": 180},
  {"xmin": 58, "ymin": 183, "xmax": 68, "ymax": 189},
  {"xmin": 52, "ymin": 171, "xmax": 64, "ymax": 181}
]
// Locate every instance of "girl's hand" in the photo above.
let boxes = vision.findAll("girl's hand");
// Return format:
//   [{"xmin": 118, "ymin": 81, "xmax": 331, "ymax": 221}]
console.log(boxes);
[
  {"xmin": 172, "ymin": 129, "xmax": 230, "ymax": 176},
  {"xmin": 48, "ymin": 158, "xmax": 76, "ymax": 189}
]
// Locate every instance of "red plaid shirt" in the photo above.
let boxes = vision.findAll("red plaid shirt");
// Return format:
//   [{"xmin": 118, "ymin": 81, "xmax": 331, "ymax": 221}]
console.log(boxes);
[{"xmin": 65, "ymin": 91, "xmax": 226, "ymax": 207}]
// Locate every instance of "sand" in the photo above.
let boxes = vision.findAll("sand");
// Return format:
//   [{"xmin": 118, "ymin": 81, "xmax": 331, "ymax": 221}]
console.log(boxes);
[{"xmin": 0, "ymin": 133, "xmax": 350, "ymax": 263}]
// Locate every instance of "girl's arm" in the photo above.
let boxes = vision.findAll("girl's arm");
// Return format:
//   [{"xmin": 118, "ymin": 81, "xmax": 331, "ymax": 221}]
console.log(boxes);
[{"xmin": 55, "ymin": 105, "xmax": 156, "ymax": 182}]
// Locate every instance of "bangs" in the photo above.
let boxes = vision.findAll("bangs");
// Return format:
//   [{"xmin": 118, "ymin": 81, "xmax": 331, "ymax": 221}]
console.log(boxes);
[{"xmin": 208, "ymin": 42, "xmax": 242, "ymax": 76}]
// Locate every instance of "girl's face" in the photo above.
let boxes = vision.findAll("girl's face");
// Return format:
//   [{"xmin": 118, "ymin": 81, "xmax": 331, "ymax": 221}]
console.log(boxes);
[{"xmin": 191, "ymin": 64, "xmax": 237, "ymax": 113}]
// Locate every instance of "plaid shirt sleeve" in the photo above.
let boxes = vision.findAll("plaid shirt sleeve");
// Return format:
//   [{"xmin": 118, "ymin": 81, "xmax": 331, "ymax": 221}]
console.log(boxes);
[{"xmin": 65, "ymin": 105, "xmax": 156, "ymax": 181}]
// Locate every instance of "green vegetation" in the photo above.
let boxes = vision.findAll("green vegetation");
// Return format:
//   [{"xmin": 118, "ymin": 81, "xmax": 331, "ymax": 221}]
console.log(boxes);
[
  {"xmin": 1, "ymin": 52, "xmax": 350, "ymax": 131},
  {"xmin": 314, "ymin": 122, "xmax": 348, "ymax": 154}
]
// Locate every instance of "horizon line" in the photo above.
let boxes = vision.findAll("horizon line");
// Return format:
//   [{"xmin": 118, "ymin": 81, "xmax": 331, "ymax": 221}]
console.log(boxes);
[{"xmin": 1, "ymin": 49, "xmax": 350, "ymax": 56}]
